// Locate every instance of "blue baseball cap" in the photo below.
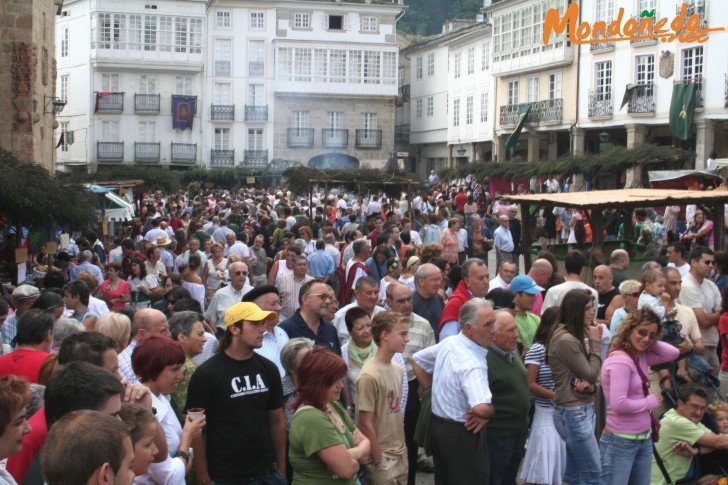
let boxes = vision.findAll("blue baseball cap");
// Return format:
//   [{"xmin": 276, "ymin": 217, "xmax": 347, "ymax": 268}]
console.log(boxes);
[{"xmin": 509, "ymin": 275, "xmax": 543, "ymax": 295}]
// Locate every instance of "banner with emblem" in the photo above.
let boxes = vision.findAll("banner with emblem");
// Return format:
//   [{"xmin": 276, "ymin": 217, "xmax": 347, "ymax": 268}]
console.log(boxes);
[
  {"xmin": 172, "ymin": 95, "xmax": 197, "ymax": 131},
  {"xmin": 669, "ymin": 82, "xmax": 696, "ymax": 141}
]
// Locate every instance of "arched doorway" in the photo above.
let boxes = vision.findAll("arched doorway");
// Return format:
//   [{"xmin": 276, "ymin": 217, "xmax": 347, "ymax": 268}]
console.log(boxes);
[{"xmin": 308, "ymin": 153, "xmax": 360, "ymax": 169}]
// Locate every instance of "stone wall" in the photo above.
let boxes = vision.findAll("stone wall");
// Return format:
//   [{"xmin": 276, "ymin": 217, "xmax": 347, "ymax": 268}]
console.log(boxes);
[{"xmin": 0, "ymin": 0, "xmax": 57, "ymax": 172}]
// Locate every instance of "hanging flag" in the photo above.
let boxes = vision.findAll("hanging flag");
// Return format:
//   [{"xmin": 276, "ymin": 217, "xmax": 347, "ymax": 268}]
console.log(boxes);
[
  {"xmin": 172, "ymin": 95, "xmax": 196, "ymax": 131},
  {"xmin": 505, "ymin": 103, "xmax": 533, "ymax": 157},
  {"xmin": 669, "ymin": 82, "xmax": 697, "ymax": 141},
  {"xmin": 55, "ymin": 132, "xmax": 64, "ymax": 149},
  {"xmin": 620, "ymin": 83, "xmax": 638, "ymax": 110},
  {"xmin": 94, "ymin": 92, "xmax": 111, "ymax": 113}
]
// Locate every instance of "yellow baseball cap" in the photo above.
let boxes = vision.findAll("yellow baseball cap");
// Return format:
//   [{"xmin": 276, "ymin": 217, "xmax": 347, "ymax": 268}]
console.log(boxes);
[{"xmin": 223, "ymin": 302, "xmax": 277, "ymax": 327}]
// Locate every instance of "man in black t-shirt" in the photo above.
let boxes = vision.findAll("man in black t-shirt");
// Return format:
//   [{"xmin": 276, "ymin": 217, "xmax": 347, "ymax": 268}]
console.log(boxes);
[{"xmin": 186, "ymin": 302, "xmax": 286, "ymax": 484}]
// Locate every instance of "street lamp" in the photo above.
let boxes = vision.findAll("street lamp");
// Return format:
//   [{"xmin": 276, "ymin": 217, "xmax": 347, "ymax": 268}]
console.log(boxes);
[
  {"xmin": 44, "ymin": 96, "xmax": 66, "ymax": 115},
  {"xmin": 599, "ymin": 131, "xmax": 614, "ymax": 153}
]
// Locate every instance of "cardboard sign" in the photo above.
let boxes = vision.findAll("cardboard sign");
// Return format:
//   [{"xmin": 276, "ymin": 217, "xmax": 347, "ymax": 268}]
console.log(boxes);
[
  {"xmin": 17, "ymin": 263, "xmax": 26, "ymax": 284},
  {"xmin": 60, "ymin": 234, "xmax": 70, "ymax": 249},
  {"xmin": 14, "ymin": 248, "xmax": 28, "ymax": 264},
  {"xmin": 46, "ymin": 242, "xmax": 58, "ymax": 254}
]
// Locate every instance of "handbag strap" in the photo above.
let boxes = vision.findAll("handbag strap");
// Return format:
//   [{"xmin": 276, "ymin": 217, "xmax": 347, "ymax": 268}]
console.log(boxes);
[{"xmin": 652, "ymin": 445, "xmax": 673, "ymax": 484}]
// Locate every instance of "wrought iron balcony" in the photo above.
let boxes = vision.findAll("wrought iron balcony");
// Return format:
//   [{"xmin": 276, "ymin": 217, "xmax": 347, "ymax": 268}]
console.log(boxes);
[
  {"xmin": 215, "ymin": 60, "xmax": 231, "ymax": 77},
  {"xmin": 590, "ymin": 32, "xmax": 615, "ymax": 52},
  {"xmin": 355, "ymin": 129, "xmax": 382, "ymax": 148},
  {"xmin": 675, "ymin": 0, "xmax": 707, "ymax": 30},
  {"xmin": 538, "ymin": 99, "xmax": 562, "ymax": 123},
  {"xmin": 244, "ymin": 149, "xmax": 268, "ymax": 166},
  {"xmin": 395, "ymin": 124, "xmax": 409, "ymax": 145},
  {"xmin": 95, "ymin": 93, "xmax": 124, "ymax": 113},
  {"xmin": 134, "ymin": 94, "xmax": 160, "ymax": 113},
  {"xmin": 135, "ymin": 142, "xmax": 160, "ymax": 163},
  {"xmin": 210, "ymin": 149, "xmax": 234, "ymax": 166},
  {"xmin": 322, "ymin": 129, "xmax": 348, "ymax": 148},
  {"xmin": 724, "ymin": 74, "xmax": 728, "ymax": 108},
  {"xmin": 248, "ymin": 61, "xmax": 264, "ymax": 77},
  {"xmin": 630, "ymin": 14, "xmax": 659, "ymax": 44},
  {"xmin": 171, "ymin": 143, "xmax": 197, "ymax": 163},
  {"xmin": 97, "ymin": 141, "xmax": 124, "ymax": 162},
  {"xmin": 499, "ymin": 103, "xmax": 539, "ymax": 126},
  {"xmin": 694, "ymin": 78, "xmax": 704, "ymax": 109},
  {"xmin": 287, "ymin": 128, "xmax": 315, "ymax": 148},
  {"xmin": 588, "ymin": 91, "xmax": 613, "ymax": 118},
  {"xmin": 211, "ymin": 104, "xmax": 234, "ymax": 121},
  {"xmin": 398, "ymin": 84, "xmax": 410, "ymax": 102},
  {"xmin": 244, "ymin": 105, "xmax": 268, "ymax": 122},
  {"xmin": 628, "ymin": 84, "xmax": 655, "ymax": 114}
]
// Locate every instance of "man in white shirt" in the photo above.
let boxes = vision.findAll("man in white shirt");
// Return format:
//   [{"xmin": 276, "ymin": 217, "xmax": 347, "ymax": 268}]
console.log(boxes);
[
  {"xmin": 205, "ymin": 262, "xmax": 254, "ymax": 334},
  {"xmin": 224, "ymin": 232, "xmax": 251, "ymax": 268},
  {"xmin": 367, "ymin": 196, "xmax": 382, "ymax": 216},
  {"xmin": 493, "ymin": 216, "xmax": 515, "ymax": 268},
  {"xmin": 542, "ymin": 249, "xmax": 599, "ymax": 314},
  {"xmin": 667, "ymin": 242, "xmax": 691, "ymax": 277},
  {"xmin": 333, "ymin": 276, "xmax": 384, "ymax": 347},
  {"xmin": 412, "ymin": 298, "xmax": 496, "ymax": 484},
  {"xmin": 243, "ymin": 285, "xmax": 289, "ymax": 377},
  {"xmin": 488, "ymin": 261, "xmax": 517, "ymax": 291}
]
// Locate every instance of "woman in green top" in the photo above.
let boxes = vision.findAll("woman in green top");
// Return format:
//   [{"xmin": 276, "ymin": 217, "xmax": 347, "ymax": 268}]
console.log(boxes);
[{"xmin": 289, "ymin": 347, "xmax": 371, "ymax": 484}]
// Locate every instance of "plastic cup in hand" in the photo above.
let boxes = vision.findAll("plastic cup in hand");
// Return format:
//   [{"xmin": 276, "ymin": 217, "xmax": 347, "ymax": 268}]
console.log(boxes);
[{"xmin": 187, "ymin": 408, "xmax": 205, "ymax": 421}]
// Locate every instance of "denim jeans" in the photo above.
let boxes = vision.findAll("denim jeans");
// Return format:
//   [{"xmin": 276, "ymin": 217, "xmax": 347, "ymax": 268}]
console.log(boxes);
[
  {"xmin": 599, "ymin": 431, "xmax": 652, "ymax": 485},
  {"xmin": 214, "ymin": 469, "xmax": 287, "ymax": 485},
  {"xmin": 553, "ymin": 404, "xmax": 601, "ymax": 485}
]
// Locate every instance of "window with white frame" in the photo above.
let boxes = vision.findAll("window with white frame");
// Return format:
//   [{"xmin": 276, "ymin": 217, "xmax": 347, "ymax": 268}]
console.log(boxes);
[
  {"xmin": 427, "ymin": 53, "xmax": 435, "ymax": 76},
  {"xmin": 248, "ymin": 40, "xmax": 265, "ymax": 76},
  {"xmin": 128, "ymin": 15, "xmax": 142, "ymax": 50},
  {"xmin": 60, "ymin": 121, "xmax": 69, "ymax": 152},
  {"xmin": 95, "ymin": 13, "xmax": 126, "ymax": 50},
  {"xmin": 330, "ymin": 49, "xmax": 347, "ymax": 83},
  {"xmin": 294, "ymin": 48, "xmax": 312, "ymax": 82},
  {"xmin": 189, "ymin": 19, "xmax": 203, "ymax": 53},
  {"xmin": 158, "ymin": 17, "xmax": 172, "ymax": 52},
  {"xmin": 453, "ymin": 98, "xmax": 460, "ymax": 126},
  {"xmin": 467, "ymin": 47, "xmax": 475, "ymax": 75},
  {"xmin": 507, "ymin": 79, "xmax": 519, "ymax": 105},
  {"xmin": 138, "ymin": 75, "xmax": 156, "ymax": 94},
  {"xmin": 362, "ymin": 112, "xmax": 378, "ymax": 132},
  {"xmin": 214, "ymin": 127, "xmax": 230, "ymax": 149},
  {"xmin": 213, "ymin": 83, "xmax": 231, "ymax": 104},
  {"xmin": 466, "ymin": 96, "xmax": 473, "ymax": 124},
  {"xmin": 527, "ymin": 76, "xmax": 539, "ymax": 103},
  {"xmin": 61, "ymin": 28, "xmax": 69, "ymax": 57},
  {"xmin": 638, "ymin": 0, "xmax": 655, "ymax": 11},
  {"xmin": 594, "ymin": 60, "xmax": 612, "ymax": 98},
  {"xmin": 361, "ymin": 16, "xmax": 378, "ymax": 32},
  {"xmin": 175, "ymin": 76, "xmax": 193, "ymax": 95},
  {"xmin": 549, "ymin": 72, "xmax": 562, "ymax": 100},
  {"xmin": 248, "ymin": 129, "xmax": 263, "ymax": 150},
  {"xmin": 480, "ymin": 92, "xmax": 488, "ymax": 122},
  {"xmin": 635, "ymin": 55, "xmax": 654, "ymax": 85},
  {"xmin": 137, "ymin": 121, "xmax": 157, "ymax": 142},
  {"xmin": 250, "ymin": 12, "xmax": 264, "ymax": 29},
  {"xmin": 313, "ymin": 49, "xmax": 327, "ymax": 82},
  {"xmin": 595, "ymin": 0, "xmax": 614, "ymax": 21},
  {"xmin": 492, "ymin": 2, "xmax": 564, "ymax": 60},
  {"xmin": 348, "ymin": 50, "xmax": 361, "ymax": 83},
  {"xmin": 101, "ymin": 73, "xmax": 120, "ymax": 91},
  {"xmin": 382, "ymin": 52, "xmax": 396, "ymax": 85},
  {"xmin": 427, "ymin": 96, "xmax": 434, "ymax": 117},
  {"xmin": 328, "ymin": 112, "xmax": 343, "ymax": 129},
  {"xmin": 293, "ymin": 111, "xmax": 309, "ymax": 128},
  {"xmin": 143, "ymin": 16, "xmax": 156, "ymax": 51},
  {"xmin": 214, "ymin": 39, "xmax": 232, "ymax": 76},
  {"xmin": 454, "ymin": 52, "xmax": 461, "ymax": 79},
  {"xmin": 363, "ymin": 50, "xmax": 381, "ymax": 84},
  {"xmin": 101, "ymin": 120, "xmax": 119, "ymax": 141},
  {"xmin": 294, "ymin": 13, "xmax": 310, "ymax": 29},
  {"xmin": 60, "ymin": 75, "xmax": 69, "ymax": 103},
  {"xmin": 174, "ymin": 18, "xmax": 187, "ymax": 52},
  {"xmin": 415, "ymin": 99, "xmax": 423, "ymax": 118},
  {"xmin": 681, "ymin": 46, "xmax": 703, "ymax": 81},
  {"xmin": 482, "ymin": 41, "xmax": 490, "ymax": 70},
  {"xmin": 415, "ymin": 56, "xmax": 423, "ymax": 79},
  {"xmin": 216, "ymin": 11, "xmax": 231, "ymax": 28},
  {"xmin": 248, "ymin": 84, "xmax": 264, "ymax": 106}
]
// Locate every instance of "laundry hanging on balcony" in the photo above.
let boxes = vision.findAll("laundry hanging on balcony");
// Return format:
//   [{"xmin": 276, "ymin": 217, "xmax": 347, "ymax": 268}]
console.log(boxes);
[
  {"xmin": 620, "ymin": 84, "xmax": 639, "ymax": 110},
  {"xmin": 669, "ymin": 82, "xmax": 697, "ymax": 141},
  {"xmin": 172, "ymin": 95, "xmax": 197, "ymax": 131},
  {"xmin": 94, "ymin": 92, "xmax": 111, "ymax": 113},
  {"xmin": 505, "ymin": 102, "xmax": 533, "ymax": 157}
]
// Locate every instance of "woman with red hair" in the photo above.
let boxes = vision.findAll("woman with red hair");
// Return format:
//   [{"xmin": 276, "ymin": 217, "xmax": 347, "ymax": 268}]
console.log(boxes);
[
  {"xmin": 0, "ymin": 375, "xmax": 31, "ymax": 484},
  {"xmin": 132, "ymin": 334, "xmax": 206, "ymax": 485},
  {"xmin": 288, "ymin": 347, "xmax": 370, "ymax": 484}
]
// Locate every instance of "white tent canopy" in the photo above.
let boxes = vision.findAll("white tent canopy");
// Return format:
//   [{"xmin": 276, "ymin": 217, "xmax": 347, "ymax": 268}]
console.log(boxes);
[{"xmin": 103, "ymin": 191, "xmax": 135, "ymax": 222}]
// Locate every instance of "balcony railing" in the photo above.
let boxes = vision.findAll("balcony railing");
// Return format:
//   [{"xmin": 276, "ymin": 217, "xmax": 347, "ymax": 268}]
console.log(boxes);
[
  {"xmin": 248, "ymin": 61, "xmax": 264, "ymax": 77},
  {"xmin": 395, "ymin": 124, "xmax": 409, "ymax": 145},
  {"xmin": 135, "ymin": 142, "xmax": 160, "ymax": 163},
  {"xmin": 244, "ymin": 149, "xmax": 268, "ymax": 166},
  {"xmin": 97, "ymin": 141, "xmax": 124, "ymax": 162},
  {"xmin": 499, "ymin": 102, "xmax": 540, "ymax": 126},
  {"xmin": 210, "ymin": 149, "xmax": 234, "ymax": 166},
  {"xmin": 211, "ymin": 104, "xmax": 234, "ymax": 121},
  {"xmin": 134, "ymin": 94, "xmax": 160, "ymax": 113},
  {"xmin": 694, "ymin": 78, "xmax": 704, "ymax": 108},
  {"xmin": 676, "ymin": 0, "xmax": 707, "ymax": 30},
  {"xmin": 95, "ymin": 92, "xmax": 124, "ymax": 113},
  {"xmin": 398, "ymin": 84, "xmax": 410, "ymax": 102},
  {"xmin": 215, "ymin": 60, "xmax": 231, "ymax": 77},
  {"xmin": 588, "ymin": 91, "xmax": 613, "ymax": 118},
  {"xmin": 724, "ymin": 74, "xmax": 728, "ymax": 108},
  {"xmin": 630, "ymin": 14, "xmax": 660, "ymax": 44},
  {"xmin": 322, "ymin": 129, "xmax": 348, "ymax": 148},
  {"xmin": 171, "ymin": 143, "xmax": 197, "ymax": 163},
  {"xmin": 628, "ymin": 83, "xmax": 655, "ymax": 114},
  {"xmin": 287, "ymin": 128, "xmax": 315, "ymax": 148},
  {"xmin": 590, "ymin": 32, "xmax": 615, "ymax": 52},
  {"xmin": 244, "ymin": 105, "xmax": 268, "ymax": 122},
  {"xmin": 355, "ymin": 129, "xmax": 382, "ymax": 148},
  {"xmin": 538, "ymin": 99, "xmax": 563, "ymax": 123}
]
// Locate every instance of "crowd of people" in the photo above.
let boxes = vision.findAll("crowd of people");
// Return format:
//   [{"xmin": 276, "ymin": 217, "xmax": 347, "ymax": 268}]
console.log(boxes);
[{"xmin": 0, "ymin": 177, "xmax": 727, "ymax": 485}]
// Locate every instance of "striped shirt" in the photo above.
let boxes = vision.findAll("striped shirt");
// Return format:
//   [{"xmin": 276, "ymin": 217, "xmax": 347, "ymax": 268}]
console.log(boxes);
[
  {"xmin": 523, "ymin": 342, "xmax": 555, "ymax": 408},
  {"xmin": 254, "ymin": 326, "xmax": 290, "ymax": 377},
  {"xmin": 276, "ymin": 273, "xmax": 314, "ymax": 320},
  {"xmin": 402, "ymin": 312, "xmax": 436, "ymax": 382},
  {"xmin": 413, "ymin": 332, "xmax": 492, "ymax": 422}
]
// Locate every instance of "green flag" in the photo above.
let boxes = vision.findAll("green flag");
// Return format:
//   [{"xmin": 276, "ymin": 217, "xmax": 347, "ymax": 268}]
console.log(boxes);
[
  {"xmin": 620, "ymin": 83, "xmax": 638, "ymax": 110},
  {"xmin": 669, "ymin": 83, "xmax": 697, "ymax": 141},
  {"xmin": 505, "ymin": 103, "xmax": 534, "ymax": 157}
]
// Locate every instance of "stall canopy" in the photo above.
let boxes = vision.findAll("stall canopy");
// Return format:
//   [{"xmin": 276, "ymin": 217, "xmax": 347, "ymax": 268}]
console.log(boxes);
[
  {"xmin": 84, "ymin": 184, "xmax": 135, "ymax": 222},
  {"xmin": 648, "ymin": 170, "xmax": 723, "ymax": 190}
]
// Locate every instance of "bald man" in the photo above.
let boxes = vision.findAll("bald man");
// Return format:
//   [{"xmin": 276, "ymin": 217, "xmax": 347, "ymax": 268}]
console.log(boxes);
[
  {"xmin": 609, "ymin": 249, "xmax": 630, "ymax": 288},
  {"xmin": 592, "ymin": 265, "xmax": 624, "ymax": 324},
  {"xmin": 526, "ymin": 259, "xmax": 554, "ymax": 317},
  {"xmin": 118, "ymin": 308, "xmax": 171, "ymax": 384}
]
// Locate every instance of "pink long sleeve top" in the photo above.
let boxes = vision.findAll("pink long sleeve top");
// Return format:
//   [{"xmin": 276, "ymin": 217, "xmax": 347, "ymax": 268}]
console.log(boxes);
[{"xmin": 601, "ymin": 341, "xmax": 679, "ymax": 434}]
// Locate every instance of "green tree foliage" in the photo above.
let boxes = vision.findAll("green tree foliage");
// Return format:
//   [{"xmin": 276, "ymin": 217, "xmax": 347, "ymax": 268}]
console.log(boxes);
[
  {"xmin": 398, "ymin": 0, "xmax": 481, "ymax": 36},
  {"xmin": 57, "ymin": 166, "xmax": 181, "ymax": 193}
]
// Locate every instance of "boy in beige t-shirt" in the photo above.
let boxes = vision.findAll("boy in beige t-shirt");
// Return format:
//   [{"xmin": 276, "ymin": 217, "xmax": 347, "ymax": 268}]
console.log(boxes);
[{"xmin": 356, "ymin": 311, "xmax": 409, "ymax": 485}]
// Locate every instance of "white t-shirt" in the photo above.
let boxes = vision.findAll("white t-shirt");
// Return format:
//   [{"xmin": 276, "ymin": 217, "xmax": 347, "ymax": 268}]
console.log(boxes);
[
  {"xmin": 678, "ymin": 273, "xmax": 721, "ymax": 346},
  {"xmin": 667, "ymin": 262, "xmax": 690, "ymax": 278}
]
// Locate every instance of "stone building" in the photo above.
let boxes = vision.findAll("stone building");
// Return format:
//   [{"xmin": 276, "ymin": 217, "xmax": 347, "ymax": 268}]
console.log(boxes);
[{"xmin": 0, "ymin": 0, "xmax": 62, "ymax": 172}]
